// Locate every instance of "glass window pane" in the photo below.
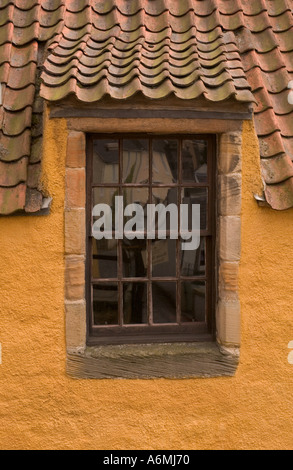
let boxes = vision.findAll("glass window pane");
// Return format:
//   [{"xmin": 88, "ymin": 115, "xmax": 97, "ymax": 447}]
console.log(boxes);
[
  {"xmin": 152, "ymin": 186, "xmax": 177, "ymax": 206},
  {"xmin": 123, "ymin": 187, "xmax": 149, "ymax": 206},
  {"xmin": 181, "ymin": 187, "xmax": 208, "ymax": 231},
  {"xmin": 90, "ymin": 135, "xmax": 214, "ymax": 335},
  {"xmin": 182, "ymin": 140, "xmax": 208, "ymax": 183},
  {"xmin": 123, "ymin": 139, "xmax": 149, "ymax": 184},
  {"xmin": 93, "ymin": 139, "xmax": 119, "ymax": 184},
  {"xmin": 92, "ymin": 239, "xmax": 118, "ymax": 279},
  {"xmin": 181, "ymin": 238, "xmax": 206, "ymax": 277},
  {"xmin": 151, "ymin": 187, "xmax": 178, "ymax": 238},
  {"xmin": 152, "ymin": 239, "xmax": 176, "ymax": 278},
  {"xmin": 92, "ymin": 187, "xmax": 119, "ymax": 239},
  {"xmin": 153, "ymin": 282, "xmax": 177, "ymax": 324},
  {"xmin": 152, "ymin": 139, "xmax": 178, "ymax": 183},
  {"xmin": 93, "ymin": 283, "xmax": 119, "ymax": 325},
  {"xmin": 123, "ymin": 188, "xmax": 148, "ymax": 244},
  {"xmin": 181, "ymin": 281, "xmax": 206, "ymax": 323},
  {"xmin": 123, "ymin": 239, "xmax": 147, "ymax": 279},
  {"xmin": 92, "ymin": 187, "xmax": 119, "ymax": 210},
  {"xmin": 123, "ymin": 282, "xmax": 148, "ymax": 324}
]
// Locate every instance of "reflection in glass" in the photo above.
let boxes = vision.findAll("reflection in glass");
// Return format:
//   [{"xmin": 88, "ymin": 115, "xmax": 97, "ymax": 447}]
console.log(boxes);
[
  {"xmin": 123, "ymin": 238, "xmax": 147, "ymax": 278},
  {"xmin": 151, "ymin": 187, "xmax": 178, "ymax": 239},
  {"xmin": 152, "ymin": 186, "xmax": 177, "ymax": 206},
  {"xmin": 92, "ymin": 187, "xmax": 119, "ymax": 239},
  {"xmin": 181, "ymin": 238, "xmax": 206, "ymax": 277},
  {"xmin": 152, "ymin": 139, "xmax": 178, "ymax": 183},
  {"xmin": 123, "ymin": 139, "xmax": 149, "ymax": 183},
  {"xmin": 93, "ymin": 283, "xmax": 119, "ymax": 325},
  {"xmin": 123, "ymin": 282, "xmax": 148, "ymax": 324},
  {"xmin": 153, "ymin": 282, "xmax": 177, "ymax": 323},
  {"xmin": 123, "ymin": 187, "xmax": 149, "ymax": 221},
  {"xmin": 181, "ymin": 281, "xmax": 206, "ymax": 323},
  {"xmin": 181, "ymin": 187, "xmax": 208, "ymax": 231},
  {"xmin": 182, "ymin": 140, "xmax": 208, "ymax": 183},
  {"xmin": 92, "ymin": 187, "xmax": 119, "ymax": 211},
  {"xmin": 93, "ymin": 139, "xmax": 119, "ymax": 184},
  {"xmin": 92, "ymin": 239, "xmax": 118, "ymax": 279},
  {"xmin": 152, "ymin": 239, "xmax": 176, "ymax": 278}
]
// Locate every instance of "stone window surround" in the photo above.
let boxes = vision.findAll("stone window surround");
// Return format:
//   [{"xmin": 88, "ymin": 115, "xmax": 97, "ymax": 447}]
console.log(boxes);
[{"xmin": 63, "ymin": 115, "xmax": 243, "ymax": 379}]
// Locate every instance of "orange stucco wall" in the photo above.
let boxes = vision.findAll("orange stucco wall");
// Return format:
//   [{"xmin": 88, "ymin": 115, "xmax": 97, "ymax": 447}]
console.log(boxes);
[{"xmin": 1, "ymin": 116, "xmax": 293, "ymax": 450}]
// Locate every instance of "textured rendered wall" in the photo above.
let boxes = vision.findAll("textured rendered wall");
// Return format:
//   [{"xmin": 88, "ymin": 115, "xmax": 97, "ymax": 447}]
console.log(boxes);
[{"xmin": 0, "ymin": 116, "xmax": 293, "ymax": 450}]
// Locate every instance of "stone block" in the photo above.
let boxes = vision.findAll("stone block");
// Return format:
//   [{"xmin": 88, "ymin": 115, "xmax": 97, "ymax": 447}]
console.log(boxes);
[
  {"xmin": 66, "ymin": 131, "xmax": 86, "ymax": 168},
  {"xmin": 219, "ymin": 261, "xmax": 239, "ymax": 301},
  {"xmin": 218, "ymin": 132, "xmax": 242, "ymax": 175},
  {"xmin": 218, "ymin": 173, "xmax": 242, "ymax": 216},
  {"xmin": 65, "ymin": 300, "xmax": 86, "ymax": 352},
  {"xmin": 65, "ymin": 168, "xmax": 85, "ymax": 209},
  {"xmin": 65, "ymin": 256, "xmax": 85, "ymax": 301},
  {"xmin": 216, "ymin": 299, "xmax": 241, "ymax": 346},
  {"xmin": 219, "ymin": 216, "xmax": 241, "ymax": 262},
  {"xmin": 65, "ymin": 209, "xmax": 86, "ymax": 255}
]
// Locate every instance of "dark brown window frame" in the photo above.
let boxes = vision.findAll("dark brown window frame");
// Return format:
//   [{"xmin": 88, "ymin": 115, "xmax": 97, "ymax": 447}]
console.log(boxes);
[{"xmin": 86, "ymin": 133, "xmax": 216, "ymax": 346}]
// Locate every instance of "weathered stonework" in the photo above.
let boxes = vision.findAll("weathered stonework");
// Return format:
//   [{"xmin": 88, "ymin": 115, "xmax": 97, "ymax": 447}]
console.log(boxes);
[
  {"xmin": 219, "ymin": 216, "xmax": 241, "ymax": 262},
  {"xmin": 64, "ymin": 131, "xmax": 87, "ymax": 353},
  {"xmin": 217, "ymin": 131, "xmax": 242, "ymax": 347},
  {"xmin": 216, "ymin": 300, "xmax": 241, "ymax": 347},
  {"xmin": 65, "ymin": 300, "xmax": 86, "ymax": 353},
  {"xmin": 65, "ymin": 168, "xmax": 86, "ymax": 210},
  {"xmin": 66, "ymin": 131, "xmax": 86, "ymax": 168},
  {"xmin": 65, "ymin": 209, "xmax": 86, "ymax": 256},
  {"xmin": 218, "ymin": 173, "xmax": 242, "ymax": 216},
  {"xmin": 65, "ymin": 256, "xmax": 85, "ymax": 301},
  {"xmin": 218, "ymin": 131, "xmax": 242, "ymax": 175},
  {"xmin": 218, "ymin": 262, "xmax": 239, "ymax": 301}
]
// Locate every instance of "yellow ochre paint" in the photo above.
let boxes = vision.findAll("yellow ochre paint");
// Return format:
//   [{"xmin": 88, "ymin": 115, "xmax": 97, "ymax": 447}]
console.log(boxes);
[{"xmin": 0, "ymin": 117, "xmax": 293, "ymax": 450}]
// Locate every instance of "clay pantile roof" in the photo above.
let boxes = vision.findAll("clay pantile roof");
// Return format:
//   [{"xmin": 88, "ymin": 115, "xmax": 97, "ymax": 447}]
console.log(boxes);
[{"xmin": 0, "ymin": 0, "xmax": 293, "ymax": 214}]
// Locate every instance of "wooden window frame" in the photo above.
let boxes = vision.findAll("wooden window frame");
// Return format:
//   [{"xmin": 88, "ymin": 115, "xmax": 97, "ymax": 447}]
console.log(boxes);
[{"xmin": 86, "ymin": 134, "xmax": 216, "ymax": 345}]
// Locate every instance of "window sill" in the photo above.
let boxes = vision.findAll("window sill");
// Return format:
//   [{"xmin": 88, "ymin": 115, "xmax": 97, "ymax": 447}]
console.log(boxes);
[{"xmin": 66, "ymin": 341, "xmax": 239, "ymax": 379}]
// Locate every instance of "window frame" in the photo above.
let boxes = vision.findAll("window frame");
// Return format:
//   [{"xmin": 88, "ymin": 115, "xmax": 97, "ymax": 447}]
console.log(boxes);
[
  {"xmin": 86, "ymin": 133, "xmax": 217, "ymax": 346},
  {"xmin": 60, "ymin": 108, "xmax": 244, "ymax": 378}
]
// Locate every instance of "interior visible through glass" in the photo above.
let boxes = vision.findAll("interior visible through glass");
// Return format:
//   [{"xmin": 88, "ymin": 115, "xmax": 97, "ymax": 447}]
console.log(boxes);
[{"xmin": 90, "ymin": 136, "xmax": 210, "ymax": 329}]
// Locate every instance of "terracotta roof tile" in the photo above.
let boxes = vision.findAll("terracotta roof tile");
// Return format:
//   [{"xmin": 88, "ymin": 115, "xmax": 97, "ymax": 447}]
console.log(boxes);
[
  {"xmin": 0, "ymin": 157, "xmax": 27, "ymax": 186},
  {"xmin": 27, "ymin": 162, "xmax": 41, "ymax": 188},
  {"xmin": 0, "ymin": 130, "xmax": 31, "ymax": 161},
  {"xmin": 259, "ymin": 132, "xmax": 290, "ymax": 158},
  {"xmin": 4, "ymin": 84, "xmax": 35, "ymax": 111},
  {"xmin": 0, "ymin": 183, "xmax": 26, "ymax": 215},
  {"xmin": 261, "ymin": 153, "xmax": 293, "ymax": 184},
  {"xmin": 0, "ymin": 0, "xmax": 293, "ymax": 213},
  {"xmin": 0, "ymin": 22, "xmax": 13, "ymax": 45},
  {"xmin": 270, "ymin": 11, "xmax": 293, "ymax": 32},
  {"xmin": 14, "ymin": 0, "xmax": 38, "ymax": 9},
  {"xmin": 266, "ymin": 0, "xmax": 291, "ymax": 16},
  {"xmin": 29, "ymin": 136, "xmax": 42, "ymax": 163},
  {"xmin": 9, "ymin": 42, "xmax": 38, "ymax": 67},
  {"xmin": 7, "ymin": 63, "xmax": 37, "ymax": 89},
  {"xmin": 13, "ymin": 4, "xmax": 39, "ymax": 28},
  {"xmin": 2, "ymin": 107, "xmax": 32, "ymax": 136},
  {"xmin": 283, "ymin": 137, "xmax": 293, "ymax": 160},
  {"xmin": 254, "ymin": 88, "xmax": 293, "ymax": 115},
  {"xmin": 265, "ymin": 177, "xmax": 293, "ymax": 210}
]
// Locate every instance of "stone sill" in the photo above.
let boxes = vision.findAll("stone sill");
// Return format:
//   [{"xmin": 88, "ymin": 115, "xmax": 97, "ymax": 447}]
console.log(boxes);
[{"xmin": 66, "ymin": 341, "xmax": 239, "ymax": 379}]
